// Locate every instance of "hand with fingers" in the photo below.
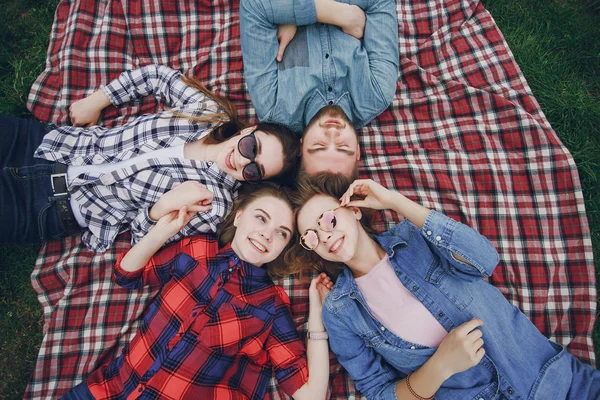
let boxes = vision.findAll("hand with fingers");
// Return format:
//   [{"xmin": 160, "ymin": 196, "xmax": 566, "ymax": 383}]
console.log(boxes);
[
  {"xmin": 149, "ymin": 181, "xmax": 214, "ymax": 222},
  {"xmin": 276, "ymin": 24, "xmax": 297, "ymax": 62},
  {"xmin": 69, "ymin": 90, "xmax": 111, "ymax": 127},
  {"xmin": 339, "ymin": 179, "xmax": 394, "ymax": 210},
  {"xmin": 429, "ymin": 318, "xmax": 486, "ymax": 380},
  {"xmin": 309, "ymin": 272, "xmax": 334, "ymax": 307},
  {"xmin": 151, "ymin": 206, "xmax": 198, "ymax": 241}
]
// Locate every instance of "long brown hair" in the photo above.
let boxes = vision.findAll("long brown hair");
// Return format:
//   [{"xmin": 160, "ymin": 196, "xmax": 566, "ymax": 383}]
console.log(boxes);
[
  {"xmin": 285, "ymin": 172, "xmax": 376, "ymax": 278},
  {"xmin": 218, "ymin": 183, "xmax": 299, "ymax": 277},
  {"xmin": 179, "ymin": 76, "xmax": 300, "ymax": 182}
]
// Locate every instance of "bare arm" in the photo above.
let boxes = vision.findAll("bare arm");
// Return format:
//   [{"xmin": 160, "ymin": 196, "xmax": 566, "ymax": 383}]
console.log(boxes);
[{"xmin": 291, "ymin": 273, "xmax": 333, "ymax": 400}]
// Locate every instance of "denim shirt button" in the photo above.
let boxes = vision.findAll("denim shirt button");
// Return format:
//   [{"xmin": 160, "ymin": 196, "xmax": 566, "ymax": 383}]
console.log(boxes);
[
  {"xmin": 412, "ymin": 285, "xmax": 419, "ymax": 291},
  {"xmin": 438, "ymin": 312, "xmax": 445, "ymax": 317},
  {"xmin": 410, "ymin": 345, "xmax": 416, "ymax": 350},
  {"xmin": 508, "ymin": 388, "xmax": 514, "ymax": 395},
  {"xmin": 426, "ymin": 230, "xmax": 432, "ymax": 236},
  {"xmin": 435, "ymin": 235, "xmax": 442, "ymax": 241},
  {"xmin": 325, "ymin": 53, "xmax": 330, "ymax": 59},
  {"xmin": 380, "ymin": 326, "xmax": 385, "ymax": 331}
]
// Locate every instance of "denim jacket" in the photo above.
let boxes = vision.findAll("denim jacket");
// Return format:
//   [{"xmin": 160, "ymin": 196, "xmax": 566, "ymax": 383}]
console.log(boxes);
[
  {"xmin": 322, "ymin": 211, "xmax": 582, "ymax": 400},
  {"xmin": 240, "ymin": 0, "xmax": 399, "ymax": 132}
]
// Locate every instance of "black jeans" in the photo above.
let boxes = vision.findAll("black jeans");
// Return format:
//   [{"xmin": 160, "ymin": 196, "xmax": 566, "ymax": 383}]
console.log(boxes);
[{"xmin": 0, "ymin": 115, "xmax": 70, "ymax": 243}]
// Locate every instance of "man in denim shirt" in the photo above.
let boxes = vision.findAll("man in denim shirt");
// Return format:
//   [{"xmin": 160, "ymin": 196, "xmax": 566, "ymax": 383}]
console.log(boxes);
[{"xmin": 240, "ymin": 0, "xmax": 399, "ymax": 177}]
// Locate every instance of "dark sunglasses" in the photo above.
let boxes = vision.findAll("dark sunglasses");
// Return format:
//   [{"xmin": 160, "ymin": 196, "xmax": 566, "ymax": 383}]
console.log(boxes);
[{"xmin": 238, "ymin": 130, "xmax": 263, "ymax": 183}]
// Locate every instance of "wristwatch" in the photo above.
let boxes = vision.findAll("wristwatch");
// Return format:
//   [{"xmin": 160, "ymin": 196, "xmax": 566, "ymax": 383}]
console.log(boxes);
[{"xmin": 307, "ymin": 331, "xmax": 329, "ymax": 340}]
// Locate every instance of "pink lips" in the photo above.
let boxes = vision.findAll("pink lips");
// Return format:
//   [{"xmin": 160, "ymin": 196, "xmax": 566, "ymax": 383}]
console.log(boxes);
[
  {"xmin": 329, "ymin": 236, "xmax": 344, "ymax": 254},
  {"xmin": 225, "ymin": 148, "xmax": 235, "ymax": 170},
  {"xmin": 249, "ymin": 238, "xmax": 267, "ymax": 253},
  {"xmin": 323, "ymin": 119, "xmax": 343, "ymax": 128}
]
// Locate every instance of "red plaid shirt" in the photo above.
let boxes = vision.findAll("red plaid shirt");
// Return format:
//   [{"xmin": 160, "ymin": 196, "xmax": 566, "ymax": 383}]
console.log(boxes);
[{"xmin": 67, "ymin": 236, "xmax": 308, "ymax": 400}]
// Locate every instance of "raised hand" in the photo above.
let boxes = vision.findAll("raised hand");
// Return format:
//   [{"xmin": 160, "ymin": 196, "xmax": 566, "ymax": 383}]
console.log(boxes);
[
  {"xmin": 276, "ymin": 24, "xmax": 297, "ymax": 62},
  {"xmin": 69, "ymin": 90, "xmax": 111, "ymax": 127},
  {"xmin": 149, "ymin": 181, "xmax": 214, "ymax": 221},
  {"xmin": 339, "ymin": 179, "xmax": 393, "ymax": 210},
  {"xmin": 309, "ymin": 272, "xmax": 334, "ymax": 307},
  {"xmin": 152, "ymin": 206, "xmax": 198, "ymax": 241},
  {"xmin": 430, "ymin": 319, "xmax": 486, "ymax": 379}
]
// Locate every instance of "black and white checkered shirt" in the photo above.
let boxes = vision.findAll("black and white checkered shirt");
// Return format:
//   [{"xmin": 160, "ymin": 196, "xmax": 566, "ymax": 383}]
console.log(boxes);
[{"xmin": 35, "ymin": 65, "xmax": 240, "ymax": 252}]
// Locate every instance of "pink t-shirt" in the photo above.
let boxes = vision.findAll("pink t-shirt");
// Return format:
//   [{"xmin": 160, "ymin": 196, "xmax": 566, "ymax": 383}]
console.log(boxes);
[{"xmin": 355, "ymin": 255, "xmax": 448, "ymax": 347}]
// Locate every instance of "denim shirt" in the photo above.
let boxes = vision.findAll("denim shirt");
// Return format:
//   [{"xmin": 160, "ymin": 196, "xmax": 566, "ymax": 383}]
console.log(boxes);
[
  {"xmin": 240, "ymin": 0, "xmax": 399, "ymax": 132},
  {"xmin": 323, "ymin": 211, "xmax": 575, "ymax": 400}
]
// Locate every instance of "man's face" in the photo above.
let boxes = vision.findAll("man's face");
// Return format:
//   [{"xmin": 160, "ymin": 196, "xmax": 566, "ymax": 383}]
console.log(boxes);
[{"xmin": 301, "ymin": 106, "xmax": 360, "ymax": 177}]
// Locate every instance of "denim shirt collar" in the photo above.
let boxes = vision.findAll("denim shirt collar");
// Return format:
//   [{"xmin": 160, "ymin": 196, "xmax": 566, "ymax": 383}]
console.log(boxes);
[{"xmin": 330, "ymin": 230, "xmax": 408, "ymax": 300}]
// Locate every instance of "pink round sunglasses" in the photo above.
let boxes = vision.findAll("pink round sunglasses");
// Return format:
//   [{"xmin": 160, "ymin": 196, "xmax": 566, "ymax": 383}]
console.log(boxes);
[{"xmin": 300, "ymin": 207, "xmax": 341, "ymax": 251}]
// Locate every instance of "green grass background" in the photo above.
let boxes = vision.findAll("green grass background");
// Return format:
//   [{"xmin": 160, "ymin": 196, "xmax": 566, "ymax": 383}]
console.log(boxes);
[{"xmin": 0, "ymin": 0, "xmax": 598, "ymax": 398}]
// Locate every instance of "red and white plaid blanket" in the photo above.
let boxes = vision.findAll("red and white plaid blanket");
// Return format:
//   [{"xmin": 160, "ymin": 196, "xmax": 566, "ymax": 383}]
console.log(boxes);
[{"xmin": 25, "ymin": 0, "xmax": 596, "ymax": 398}]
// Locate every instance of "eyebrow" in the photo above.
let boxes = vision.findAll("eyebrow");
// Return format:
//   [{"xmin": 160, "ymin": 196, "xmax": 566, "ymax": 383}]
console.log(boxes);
[
  {"xmin": 256, "ymin": 137, "xmax": 266, "ymax": 177},
  {"xmin": 257, "ymin": 208, "xmax": 293, "ymax": 234}
]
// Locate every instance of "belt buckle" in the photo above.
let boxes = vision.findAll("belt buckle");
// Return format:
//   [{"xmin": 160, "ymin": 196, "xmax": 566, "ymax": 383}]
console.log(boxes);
[{"xmin": 51, "ymin": 172, "xmax": 68, "ymax": 196}]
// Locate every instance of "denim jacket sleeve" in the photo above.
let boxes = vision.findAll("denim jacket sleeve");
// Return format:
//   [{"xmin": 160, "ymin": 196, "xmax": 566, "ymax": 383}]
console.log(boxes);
[
  {"xmin": 101, "ymin": 64, "xmax": 216, "ymax": 110},
  {"xmin": 239, "ymin": 0, "xmax": 317, "ymax": 124},
  {"xmin": 421, "ymin": 210, "xmax": 499, "ymax": 281},
  {"xmin": 323, "ymin": 306, "xmax": 400, "ymax": 400}
]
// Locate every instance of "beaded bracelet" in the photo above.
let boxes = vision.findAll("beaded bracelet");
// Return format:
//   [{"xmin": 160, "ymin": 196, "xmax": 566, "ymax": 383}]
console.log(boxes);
[{"xmin": 406, "ymin": 373, "xmax": 435, "ymax": 400}]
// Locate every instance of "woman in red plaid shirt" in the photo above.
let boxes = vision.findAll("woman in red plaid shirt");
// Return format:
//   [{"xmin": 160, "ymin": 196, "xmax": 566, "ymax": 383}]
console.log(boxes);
[{"xmin": 62, "ymin": 183, "xmax": 331, "ymax": 400}]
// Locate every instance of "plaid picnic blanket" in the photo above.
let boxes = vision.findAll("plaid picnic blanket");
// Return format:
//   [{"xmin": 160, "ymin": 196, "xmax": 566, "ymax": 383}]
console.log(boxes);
[{"xmin": 25, "ymin": 0, "xmax": 596, "ymax": 398}]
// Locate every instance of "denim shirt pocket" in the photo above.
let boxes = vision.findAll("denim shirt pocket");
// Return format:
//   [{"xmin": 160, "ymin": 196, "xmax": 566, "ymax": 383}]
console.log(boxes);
[{"xmin": 425, "ymin": 257, "xmax": 473, "ymax": 310}]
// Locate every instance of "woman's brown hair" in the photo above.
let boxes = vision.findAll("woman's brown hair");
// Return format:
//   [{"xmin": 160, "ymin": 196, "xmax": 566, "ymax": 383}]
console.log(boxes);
[
  {"xmin": 285, "ymin": 172, "xmax": 377, "ymax": 279},
  {"xmin": 179, "ymin": 76, "xmax": 300, "ymax": 183},
  {"xmin": 217, "ymin": 183, "xmax": 299, "ymax": 277}
]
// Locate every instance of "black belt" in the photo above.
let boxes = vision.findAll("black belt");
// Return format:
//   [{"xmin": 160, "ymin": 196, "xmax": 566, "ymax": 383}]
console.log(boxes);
[{"xmin": 51, "ymin": 163, "xmax": 80, "ymax": 234}]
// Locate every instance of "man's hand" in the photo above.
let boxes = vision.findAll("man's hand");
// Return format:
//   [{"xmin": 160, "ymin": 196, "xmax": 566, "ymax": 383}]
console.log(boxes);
[
  {"xmin": 70, "ymin": 90, "xmax": 112, "ymax": 127},
  {"xmin": 149, "ymin": 181, "xmax": 214, "ymax": 222},
  {"xmin": 340, "ymin": 5, "xmax": 366, "ymax": 40},
  {"xmin": 276, "ymin": 24, "xmax": 297, "ymax": 62}
]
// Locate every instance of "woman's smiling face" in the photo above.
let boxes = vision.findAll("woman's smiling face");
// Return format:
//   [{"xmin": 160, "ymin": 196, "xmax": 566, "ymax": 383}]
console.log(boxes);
[
  {"xmin": 217, "ymin": 127, "xmax": 285, "ymax": 182},
  {"xmin": 231, "ymin": 195, "xmax": 294, "ymax": 266},
  {"xmin": 297, "ymin": 194, "xmax": 362, "ymax": 263}
]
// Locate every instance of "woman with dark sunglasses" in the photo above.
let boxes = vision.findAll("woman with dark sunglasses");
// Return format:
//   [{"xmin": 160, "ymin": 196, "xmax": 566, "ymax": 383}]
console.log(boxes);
[
  {"xmin": 0, "ymin": 65, "xmax": 299, "ymax": 252},
  {"xmin": 287, "ymin": 174, "xmax": 600, "ymax": 400}
]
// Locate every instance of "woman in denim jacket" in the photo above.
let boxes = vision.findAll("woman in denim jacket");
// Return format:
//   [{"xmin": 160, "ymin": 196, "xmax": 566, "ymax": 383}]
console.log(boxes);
[{"xmin": 289, "ymin": 174, "xmax": 600, "ymax": 400}]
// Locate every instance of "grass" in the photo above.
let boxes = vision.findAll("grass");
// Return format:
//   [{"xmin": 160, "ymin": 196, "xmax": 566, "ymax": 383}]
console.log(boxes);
[{"xmin": 0, "ymin": 0, "xmax": 598, "ymax": 398}]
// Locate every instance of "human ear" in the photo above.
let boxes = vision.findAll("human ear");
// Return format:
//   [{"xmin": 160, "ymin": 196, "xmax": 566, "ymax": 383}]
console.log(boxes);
[
  {"xmin": 234, "ymin": 210, "xmax": 242, "ymax": 227},
  {"xmin": 355, "ymin": 143, "xmax": 361, "ymax": 161},
  {"xmin": 353, "ymin": 207, "xmax": 362, "ymax": 220}
]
